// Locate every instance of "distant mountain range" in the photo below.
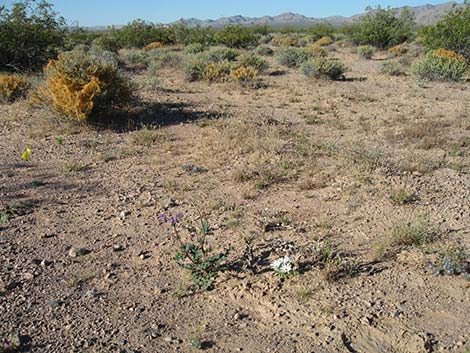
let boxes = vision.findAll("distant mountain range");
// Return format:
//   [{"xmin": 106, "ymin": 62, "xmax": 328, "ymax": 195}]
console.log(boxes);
[{"xmin": 172, "ymin": 1, "xmax": 465, "ymax": 28}]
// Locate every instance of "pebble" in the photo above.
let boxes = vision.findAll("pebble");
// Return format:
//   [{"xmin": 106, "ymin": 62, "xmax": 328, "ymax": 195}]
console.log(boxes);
[
  {"xmin": 113, "ymin": 245, "xmax": 125, "ymax": 252},
  {"xmin": 68, "ymin": 247, "xmax": 90, "ymax": 257}
]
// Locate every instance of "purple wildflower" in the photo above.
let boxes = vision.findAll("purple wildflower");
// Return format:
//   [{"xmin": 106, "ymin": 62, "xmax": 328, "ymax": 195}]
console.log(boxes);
[{"xmin": 159, "ymin": 213, "xmax": 168, "ymax": 224}]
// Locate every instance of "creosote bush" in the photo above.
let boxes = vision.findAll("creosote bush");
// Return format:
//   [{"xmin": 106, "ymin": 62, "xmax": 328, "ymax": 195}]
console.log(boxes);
[
  {"xmin": 357, "ymin": 45, "xmax": 375, "ymax": 59},
  {"xmin": 301, "ymin": 57, "xmax": 347, "ymax": 80},
  {"xmin": 35, "ymin": 45, "xmax": 132, "ymax": 121},
  {"xmin": 420, "ymin": 3, "xmax": 470, "ymax": 60},
  {"xmin": 411, "ymin": 48, "xmax": 468, "ymax": 83},
  {"xmin": 205, "ymin": 46, "xmax": 240, "ymax": 62},
  {"xmin": 0, "ymin": 74, "xmax": 29, "ymax": 103}
]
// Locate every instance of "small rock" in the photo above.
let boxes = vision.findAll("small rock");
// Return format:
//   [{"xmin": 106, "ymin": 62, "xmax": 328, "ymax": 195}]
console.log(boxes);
[
  {"xmin": 23, "ymin": 273, "xmax": 35, "ymax": 280},
  {"xmin": 119, "ymin": 210, "xmax": 131, "ymax": 219},
  {"xmin": 68, "ymin": 247, "xmax": 90, "ymax": 257},
  {"xmin": 113, "ymin": 245, "xmax": 125, "ymax": 252},
  {"xmin": 163, "ymin": 198, "xmax": 177, "ymax": 209}
]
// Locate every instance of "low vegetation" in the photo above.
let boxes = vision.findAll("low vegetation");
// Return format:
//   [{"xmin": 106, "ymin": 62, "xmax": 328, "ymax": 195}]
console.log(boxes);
[{"xmin": 411, "ymin": 48, "xmax": 468, "ymax": 83}]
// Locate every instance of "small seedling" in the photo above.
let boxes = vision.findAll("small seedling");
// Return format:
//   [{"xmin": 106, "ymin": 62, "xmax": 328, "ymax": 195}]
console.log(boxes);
[
  {"xmin": 21, "ymin": 147, "xmax": 32, "ymax": 161},
  {"xmin": 54, "ymin": 137, "xmax": 64, "ymax": 145},
  {"xmin": 160, "ymin": 213, "xmax": 228, "ymax": 291}
]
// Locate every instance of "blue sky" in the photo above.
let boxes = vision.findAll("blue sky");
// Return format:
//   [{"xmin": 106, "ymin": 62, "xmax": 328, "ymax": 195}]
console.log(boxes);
[{"xmin": 2, "ymin": 0, "xmax": 461, "ymax": 26}]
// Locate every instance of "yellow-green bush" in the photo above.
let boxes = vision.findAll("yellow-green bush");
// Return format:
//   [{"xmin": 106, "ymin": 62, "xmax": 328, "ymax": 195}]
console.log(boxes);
[
  {"xmin": 272, "ymin": 36, "xmax": 298, "ymax": 47},
  {"xmin": 230, "ymin": 66, "xmax": 258, "ymax": 82},
  {"xmin": 36, "ymin": 46, "xmax": 132, "ymax": 121},
  {"xmin": 0, "ymin": 74, "xmax": 29, "ymax": 103},
  {"xmin": 144, "ymin": 41, "xmax": 164, "ymax": 51},
  {"xmin": 388, "ymin": 44, "xmax": 408, "ymax": 57},
  {"xmin": 202, "ymin": 61, "xmax": 233, "ymax": 82},
  {"xmin": 315, "ymin": 36, "xmax": 333, "ymax": 47},
  {"xmin": 357, "ymin": 45, "xmax": 375, "ymax": 59},
  {"xmin": 411, "ymin": 48, "xmax": 468, "ymax": 83}
]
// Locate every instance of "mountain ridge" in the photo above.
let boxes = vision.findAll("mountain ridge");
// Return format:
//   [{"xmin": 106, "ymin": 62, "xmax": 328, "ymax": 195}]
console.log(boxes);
[{"xmin": 173, "ymin": 1, "xmax": 465, "ymax": 28}]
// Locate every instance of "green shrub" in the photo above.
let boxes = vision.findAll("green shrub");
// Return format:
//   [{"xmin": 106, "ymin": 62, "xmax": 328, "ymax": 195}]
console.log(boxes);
[
  {"xmin": 0, "ymin": 74, "xmax": 29, "ymax": 103},
  {"xmin": 35, "ymin": 45, "xmax": 132, "ymax": 121},
  {"xmin": 357, "ymin": 45, "xmax": 375, "ymax": 59},
  {"xmin": 301, "ymin": 57, "xmax": 347, "ymax": 80},
  {"xmin": 114, "ymin": 20, "xmax": 174, "ymax": 48},
  {"xmin": 307, "ymin": 24, "xmax": 335, "ymax": 41},
  {"xmin": 91, "ymin": 34, "xmax": 121, "ymax": 53},
  {"xmin": 185, "ymin": 43, "xmax": 205, "ymax": 54},
  {"xmin": 183, "ymin": 57, "xmax": 207, "ymax": 82},
  {"xmin": 146, "ymin": 48, "xmax": 181, "ymax": 71},
  {"xmin": 255, "ymin": 45, "xmax": 274, "ymax": 56},
  {"xmin": 410, "ymin": 49, "xmax": 468, "ymax": 83},
  {"xmin": 381, "ymin": 61, "xmax": 406, "ymax": 76},
  {"xmin": 182, "ymin": 56, "xmax": 233, "ymax": 82},
  {"xmin": 0, "ymin": 0, "xmax": 66, "ymax": 71},
  {"xmin": 277, "ymin": 47, "xmax": 321, "ymax": 68},
  {"xmin": 119, "ymin": 48, "xmax": 149, "ymax": 70},
  {"xmin": 237, "ymin": 54, "xmax": 269, "ymax": 73},
  {"xmin": 214, "ymin": 25, "xmax": 259, "ymax": 48},
  {"xmin": 205, "ymin": 46, "xmax": 239, "ymax": 62},
  {"xmin": 349, "ymin": 6, "xmax": 415, "ymax": 49},
  {"xmin": 420, "ymin": 3, "xmax": 470, "ymax": 60}
]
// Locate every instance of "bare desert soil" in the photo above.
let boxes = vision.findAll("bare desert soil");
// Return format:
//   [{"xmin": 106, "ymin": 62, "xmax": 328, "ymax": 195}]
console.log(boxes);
[{"xmin": 1, "ymin": 46, "xmax": 470, "ymax": 353}]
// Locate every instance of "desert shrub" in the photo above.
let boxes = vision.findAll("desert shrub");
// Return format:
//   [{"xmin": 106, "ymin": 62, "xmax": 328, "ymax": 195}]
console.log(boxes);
[
  {"xmin": 259, "ymin": 34, "xmax": 273, "ymax": 44},
  {"xmin": 183, "ymin": 57, "xmax": 233, "ymax": 82},
  {"xmin": 171, "ymin": 24, "xmax": 216, "ymax": 46},
  {"xmin": 0, "ymin": 0, "xmax": 66, "ymax": 71},
  {"xmin": 114, "ymin": 20, "xmax": 173, "ymax": 48},
  {"xmin": 237, "ymin": 54, "xmax": 269, "ymax": 73},
  {"xmin": 349, "ymin": 6, "xmax": 415, "ymax": 49},
  {"xmin": 36, "ymin": 46, "xmax": 132, "ymax": 121},
  {"xmin": 185, "ymin": 43, "xmax": 205, "ymax": 54},
  {"xmin": 388, "ymin": 43, "xmax": 408, "ymax": 57},
  {"xmin": 277, "ymin": 47, "xmax": 323, "ymax": 68},
  {"xmin": 301, "ymin": 57, "xmax": 347, "ymax": 80},
  {"xmin": 202, "ymin": 61, "xmax": 233, "ymax": 82},
  {"xmin": 255, "ymin": 45, "xmax": 274, "ymax": 56},
  {"xmin": 410, "ymin": 48, "xmax": 468, "ymax": 83},
  {"xmin": 231, "ymin": 66, "xmax": 258, "ymax": 82},
  {"xmin": 307, "ymin": 24, "xmax": 336, "ymax": 41},
  {"xmin": 147, "ymin": 49, "xmax": 181, "ymax": 71},
  {"xmin": 64, "ymin": 27, "xmax": 101, "ymax": 50},
  {"xmin": 118, "ymin": 49, "xmax": 149, "ymax": 70},
  {"xmin": 420, "ymin": 3, "xmax": 470, "ymax": 60},
  {"xmin": 272, "ymin": 36, "xmax": 298, "ymax": 47},
  {"xmin": 183, "ymin": 57, "xmax": 207, "ymax": 82},
  {"xmin": 380, "ymin": 61, "xmax": 406, "ymax": 76},
  {"xmin": 315, "ymin": 36, "xmax": 333, "ymax": 46},
  {"xmin": 357, "ymin": 45, "xmax": 375, "ymax": 59},
  {"xmin": 90, "ymin": 34, "xmax": 121, "ymax": 53},
  {"xmin": 306, "ymin": 45, "xmax": 328, "ymax": 57},
  {"xmin": 205, "ymin": 46, "xmax": 239, "ymax": 62},
  {"xmin": 214, "ymin": 25, "xmax": 259, "ymax": 48},
  {"xmin": 0, "ymin": 74, "xmax": 29, "ymax": 103},
  {"xmin": 143, "ymin": 41, "xmax": 164, "ymax": 51}
]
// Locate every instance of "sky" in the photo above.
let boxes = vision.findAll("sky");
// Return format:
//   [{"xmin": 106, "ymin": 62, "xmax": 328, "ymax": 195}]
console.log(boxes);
[{"xmin": 1, "ymin": 0, "xmax": 461, "ymax": 26}]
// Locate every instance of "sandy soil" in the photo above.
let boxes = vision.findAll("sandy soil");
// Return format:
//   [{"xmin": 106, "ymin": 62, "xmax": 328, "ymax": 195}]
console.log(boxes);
[{"xmin": 1, "ymin": 45, "xmax": 469, "ymax": 353}]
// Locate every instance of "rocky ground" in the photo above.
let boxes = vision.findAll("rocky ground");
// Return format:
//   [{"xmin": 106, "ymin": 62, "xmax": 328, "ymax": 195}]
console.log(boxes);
[{"xmin": 1, "ymin": 45, "xmax": 469, "ymax": 353}]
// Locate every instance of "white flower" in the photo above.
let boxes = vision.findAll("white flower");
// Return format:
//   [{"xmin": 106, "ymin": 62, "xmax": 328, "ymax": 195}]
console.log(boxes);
[{"xmin": 270, "ymin": 256, "xmax": 293, "ymax": 274}]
